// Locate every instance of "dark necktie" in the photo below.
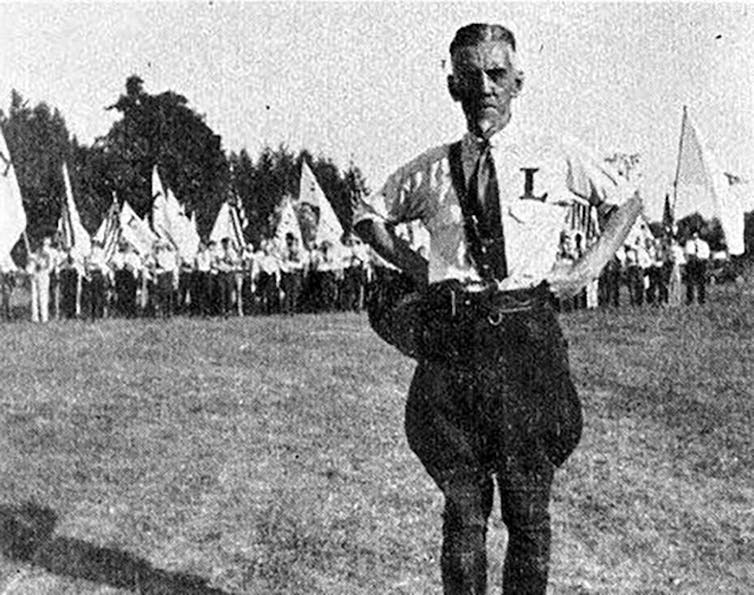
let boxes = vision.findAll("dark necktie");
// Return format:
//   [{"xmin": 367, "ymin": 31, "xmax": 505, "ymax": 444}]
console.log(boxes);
[{"xmin": 468, "ymin": 145, "xmax": 507, "ymax": 280}]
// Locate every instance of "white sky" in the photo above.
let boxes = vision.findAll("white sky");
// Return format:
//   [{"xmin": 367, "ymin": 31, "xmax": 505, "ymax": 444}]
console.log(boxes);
[{"xmin": 1, "ymin": 1, "xmax": 752, "ymax": 220}]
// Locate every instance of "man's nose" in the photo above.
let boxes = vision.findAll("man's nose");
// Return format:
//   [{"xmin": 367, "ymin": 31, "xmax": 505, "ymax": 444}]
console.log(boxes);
[{"xmin": 475, "ymin": 71, "xmax": 494, "ymax": 94}]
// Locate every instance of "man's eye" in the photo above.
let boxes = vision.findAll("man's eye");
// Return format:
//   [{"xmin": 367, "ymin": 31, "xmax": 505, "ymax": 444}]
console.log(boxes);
[{"xmin": 487, "ymin": 69, "xmax": 507, "ymax": 82}]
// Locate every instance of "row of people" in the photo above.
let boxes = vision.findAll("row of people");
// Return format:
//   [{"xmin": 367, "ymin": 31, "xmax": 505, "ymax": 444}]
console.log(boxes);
[
  {"xmin": 9, "ymin": 233, "xmax": 374, "ymax": 322},
  {"xmin": 559, "ymin": 231, "xmax": 714, "ymax": 310}
]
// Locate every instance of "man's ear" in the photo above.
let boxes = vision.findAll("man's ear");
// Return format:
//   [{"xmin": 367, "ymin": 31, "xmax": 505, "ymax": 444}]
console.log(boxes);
[
  {"xmin": 511, "ymin": 69, "xmax": 525, "ymax": 97},
  {"xmin": 447, "ymin": 74, "xmax": 461, "ymax": 102}
]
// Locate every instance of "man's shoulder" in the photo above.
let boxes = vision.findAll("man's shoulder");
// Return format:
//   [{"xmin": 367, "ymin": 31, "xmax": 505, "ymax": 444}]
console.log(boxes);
[{"xmin": 391, "ymin": 143, "xmax": 451, "ymax": 178}]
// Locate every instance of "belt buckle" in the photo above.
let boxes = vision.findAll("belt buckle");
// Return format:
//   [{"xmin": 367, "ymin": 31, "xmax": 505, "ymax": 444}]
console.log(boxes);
[{"xmin": 488, "ymin": 310, "xmax": 504, "ymax": 326}]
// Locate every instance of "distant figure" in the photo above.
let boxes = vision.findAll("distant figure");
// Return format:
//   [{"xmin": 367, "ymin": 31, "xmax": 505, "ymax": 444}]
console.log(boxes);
[
  {"xmin": 280, "ymin": 233, "xmax": 308, "ymax": 315},
  {"xmin": 151, "ymin": 240, "xmax": 178, "ymax": 318},
  {"xmin": 193, "ymin": 240, "xmax": 212, "ymax": 316},
  {"xmin": 27, "ymin": 237, "xmax": 54, "ymax": 323},
  {"xmin": 668, "ymin": 238, "xmax": 685, "ymax": 307},
  {"xmin": 83, "ymin": 241, "xmax": 109, "ymax": 320},
  {"xmin": 58, "ymin": 249, "xmax": 80, "ymax": 319},
  {"xmin": 684, "ymin": 232, "xmax": 710, "ymax": 304},
  {"xmin": 1, "ymin": 259, "xmax": 18, "ymax": 320}
]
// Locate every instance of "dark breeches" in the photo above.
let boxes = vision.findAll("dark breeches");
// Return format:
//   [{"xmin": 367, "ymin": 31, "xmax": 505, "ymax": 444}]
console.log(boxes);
[{"xmin": 405, "ymin": 303, "xmax": 580, "ymax": 594}]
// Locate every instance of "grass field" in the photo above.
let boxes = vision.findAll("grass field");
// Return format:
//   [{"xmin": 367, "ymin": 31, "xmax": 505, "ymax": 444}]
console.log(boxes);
[{"xmin": 1, "ymin": 284, "xmax": 752, "ymax": 594}]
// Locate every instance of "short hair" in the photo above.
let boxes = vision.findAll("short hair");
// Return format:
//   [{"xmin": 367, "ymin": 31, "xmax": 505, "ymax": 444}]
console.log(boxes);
[{"xmin": 449, "ymin": 23, "xmax": 517, "ymax": 57}]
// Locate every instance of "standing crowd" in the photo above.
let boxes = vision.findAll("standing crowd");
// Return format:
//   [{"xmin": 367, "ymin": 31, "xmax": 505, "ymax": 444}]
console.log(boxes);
[
  {"xmin": 556, "ymin": 230, "xmax": 714, "ymax": 312},
  {"xmin": 1, "ymin": 232, "xmax": 374, "ymax": 322},
  {"xmin": 0, "ymin": 226, "xmax": 722, "ymax": 323}
]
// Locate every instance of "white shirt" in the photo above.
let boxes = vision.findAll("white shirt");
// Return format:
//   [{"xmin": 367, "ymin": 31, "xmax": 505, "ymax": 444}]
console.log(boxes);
[
  {"xmin": 355, "ymin": 120, "xmax": 634, "ymax": 288},
  {"xmin": 684, "ymin": 238, "xmax": 710, "ymax": 260}
]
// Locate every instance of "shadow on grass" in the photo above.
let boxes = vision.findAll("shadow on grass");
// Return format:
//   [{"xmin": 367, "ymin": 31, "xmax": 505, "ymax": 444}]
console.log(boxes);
[{"xmin": 0, "ymin": 501, "xmax": 231, "ymax": 594}]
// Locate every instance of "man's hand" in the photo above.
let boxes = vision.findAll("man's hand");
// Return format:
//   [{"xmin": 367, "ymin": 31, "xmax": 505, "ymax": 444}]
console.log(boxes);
[
  {"xmin": 354, "ymin": 219, "xmax": 429, "ymax": 290},
  {"xmin": 546, "ymin": 192, "xmax": 643, "ymax": 299}
]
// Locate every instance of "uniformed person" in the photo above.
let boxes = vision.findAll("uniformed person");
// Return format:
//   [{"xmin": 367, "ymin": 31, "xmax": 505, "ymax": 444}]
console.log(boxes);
[
  {"xmin": 58, "ymin": 248, "xmax": 80, "ymax": 319},
  {"xmin": 111, "ymin": 241, "xmax": 142, "ymax": 318},
  {"xmin": 683, "ymin": 231, "xmax": 710, "ymax": 304},
  {"xmin": 280, "ymin": 233, "xmax": 309, "ymax": 315},
  {"xmin": 27, "ymin": 237, "xmax": 55, "ymax": 323},
  {"xmin": 83, "ymin": 241, "xmax": 109, "ymax": 320},
  {"xmin": 354, "ymin": 23, "xmax": 640, "ymax": 594}
]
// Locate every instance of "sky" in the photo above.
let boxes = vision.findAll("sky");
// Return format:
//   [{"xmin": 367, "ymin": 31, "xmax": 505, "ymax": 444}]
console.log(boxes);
[{"xmin": 1, "ymin": 1, "xmax": 752, "ymax": 220}]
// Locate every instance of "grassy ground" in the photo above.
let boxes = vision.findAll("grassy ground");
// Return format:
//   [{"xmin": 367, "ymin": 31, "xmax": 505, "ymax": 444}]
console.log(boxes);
[{"xmin": 0, "ymin": 284, "xmax": 751, "ymax": 594}]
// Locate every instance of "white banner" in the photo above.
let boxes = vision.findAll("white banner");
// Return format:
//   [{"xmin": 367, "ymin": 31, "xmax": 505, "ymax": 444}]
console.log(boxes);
[{"xmin": 0, "ymin": 127, "xmax": 26, "ymax": 262}]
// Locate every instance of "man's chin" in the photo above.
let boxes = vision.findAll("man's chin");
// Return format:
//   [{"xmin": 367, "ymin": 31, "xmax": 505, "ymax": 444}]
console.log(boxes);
[{"xmin": 471, "ymin": 118, "xmax": 504, "ymax": 139}]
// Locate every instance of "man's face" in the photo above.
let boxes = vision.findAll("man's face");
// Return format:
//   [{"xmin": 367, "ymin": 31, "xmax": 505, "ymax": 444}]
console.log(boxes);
[{"xmin": 449, "ymin": 41, "xmax": 522, "ymax": 139}]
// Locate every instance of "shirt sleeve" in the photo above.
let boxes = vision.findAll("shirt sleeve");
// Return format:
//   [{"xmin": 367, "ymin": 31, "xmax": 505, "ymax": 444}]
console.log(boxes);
[
  {"xmin": 353, "ymin": 147, "xmax": 443, "ymax": 228},
  {"xmin": 563, "ymin": 136, "xmax": 635, "ymax": 212}
]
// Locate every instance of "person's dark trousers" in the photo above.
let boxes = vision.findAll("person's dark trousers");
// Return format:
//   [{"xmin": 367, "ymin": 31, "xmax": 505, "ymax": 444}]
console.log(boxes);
[
  {"xmin": 646, "ymin": 267, "xmax": 659, "ymax": 304},
  {"xmin": 48, "ymin": 271, "xmax": 59, "ymax": 319},
  {"xmin": 59, "ymin": 269, "xmax": 78, "ymax": 319},
  {"xmin": 319, "ymin": 271, "xmax": 338, "ymax": 312},
  {"xmin": 86, "ymin": 271, "xmax": 106, "ymax": 320},
  {"xmin": 177, "ymin": 270, "xmax": 192, "ymax": 314},
  {"xmin": 194, "ymin": 271, "xmax": 212, "ymax": 316},
  {"xmin": 341, "ymin": 266, "xmax": 363, "ymax": 311},
  {"xmin": 686, "ymin": 259, "xmax": 707, "ymax": 304},
  {"xmin": 218, "ymin": 272, "xmax": 234, "ymax": 316},
  {"xmin": 605, "ymin": 268, "xmax": 621, "ymax": 307},
  {"xmin": 208, "ymin": 272, "xmax": 221, "ymax": 316},
  {"xmin": 155, "ymin": 272, "xmax": 174, "ymax": 318},
  {"xmin": 281, "ymin": 271, "xmax": 303, "ymax": 315},
  {"xmin": 405, "ymin": 295, "xmax": 580, "ymax": 594},
  {"xmin": 240, "ymin": 274, "xmax": 255, "ymax": 315},
  {"xmin": 254, "ymin": 272, "xmax": 271, "ymax": 314},
  {"xmin": 114, "ymin": 269, "xmax": 136, "ymax": 317},
  {"xmin": 627, "ymin": 266, "xmax": 643, "ymax": 306},
  {"xmin": 657, "ymin": 263, "xmax": 671, "ymax": 305}
]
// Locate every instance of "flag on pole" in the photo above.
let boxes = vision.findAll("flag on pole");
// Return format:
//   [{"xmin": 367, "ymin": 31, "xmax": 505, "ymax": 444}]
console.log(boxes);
[
  {"xmin": 210, "ymin": 202, "xmax": 245, "ymax": 251},
  {"xmin": 151, "ymin": 166, "xmax": 200, "ymax": 261},
  {"xmin": 0, "ymin": 126, "xmax": 26, "ymax": 262},
  {"xmin": 674, "ymin": 107, "xmax": 744, "ymax": 255},
  {"xmin": 120, "ymin": 200, "xmax": 158, "ymax": 257},
  {"xmin": 60, "ymin": 162, "xmax": 91, "ymax": 260},
  {"xmin": 298, "ymin": 160, "xmax": 344, "ymax": 246},
  {"xmin": 93, "ymin": 194, "xmax": 121, "ymax": 262},
  {"xmin": 273, "ymin": 196, "xmax": 303, "ymax": 251},
  {"xmin": 662, "ymin": 193, "xmax": 674, "ymax": 235}
]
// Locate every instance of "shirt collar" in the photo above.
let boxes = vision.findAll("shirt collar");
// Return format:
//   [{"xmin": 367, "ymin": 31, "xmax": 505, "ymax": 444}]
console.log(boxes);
[{"xmin": 461, "ymin": 119, "xmax": 517, "ymax": 159}]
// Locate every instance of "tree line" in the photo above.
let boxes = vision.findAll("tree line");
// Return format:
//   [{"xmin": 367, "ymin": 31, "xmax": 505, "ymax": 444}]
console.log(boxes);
[{"xmin": 0, "ymin": 75, "xmax": 369, "ymax": 254}]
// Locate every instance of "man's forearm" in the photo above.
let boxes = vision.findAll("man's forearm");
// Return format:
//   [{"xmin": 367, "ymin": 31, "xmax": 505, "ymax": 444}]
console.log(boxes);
[
  {"xmin": 354, "ymin": 219, "xmax": 429, "ymax": 289},
  {"xmin": 547, "ymin": 192, "xmax": 642, "ymax": 298}
]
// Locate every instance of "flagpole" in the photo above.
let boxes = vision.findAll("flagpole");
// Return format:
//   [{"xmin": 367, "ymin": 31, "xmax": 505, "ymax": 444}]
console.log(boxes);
[{"xmin": 671, "ymin": 105, "xmax": 687, "ymax": 219}]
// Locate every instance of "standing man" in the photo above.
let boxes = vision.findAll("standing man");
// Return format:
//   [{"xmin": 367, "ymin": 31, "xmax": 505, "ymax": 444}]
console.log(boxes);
[
  {"xmin": 354, "ymin": 23, "xmax": 640, "ymax": 593},
  {"xmin": 684, "ymin": 231, "xmax": 710, "ymax": 304},
  {"xmin": 280, "ymin": 233, "xmax": 309, "ymax": 315},
  {"xmin": 27, "ymin": 237, "xmax": 54, "ymax": 323},
  {"xmin": 83, "ymin": 241, "xmax": 109, "ymax": 320}
]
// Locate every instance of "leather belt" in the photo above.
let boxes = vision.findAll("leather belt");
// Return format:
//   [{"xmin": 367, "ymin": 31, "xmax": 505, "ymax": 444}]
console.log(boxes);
[{"xmin": 425, "ymin": 280, "xmax": 551, "ymax": 325}]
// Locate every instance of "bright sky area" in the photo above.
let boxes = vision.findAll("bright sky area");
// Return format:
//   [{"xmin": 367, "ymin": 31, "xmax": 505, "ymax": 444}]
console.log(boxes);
[{"xmin": 1, "ymin": 2, "xmax": 752, "ymax": 220}]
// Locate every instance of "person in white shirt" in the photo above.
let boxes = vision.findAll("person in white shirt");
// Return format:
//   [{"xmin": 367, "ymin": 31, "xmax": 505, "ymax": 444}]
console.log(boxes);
[
  {"xmin": 668, "ymin": 238, "xmax": 686, "ymax": 307},
  {"xmin": 151, "ymin": 239, "xmax": 178, "ymax": 318},
  {"xmin": 354, "ymin": 23, "xmax": 641, "ymax": 594},
  {"xmin": 280, "ymin": 233, "xmax": 309, "ymax": 315},
  {"xmin": 193, "ymin": 240, "xmax": 212, "ymax": 316},
  {"xmin": 683, "ymin": 231, "xmax": 710, "ymax": 304},
  {"xmin": 83, "ymin": 241, "xmax": 109, "ymax": 320},
  {"xmin": 27, "ymin": 237, "xmax": 55, "ymax": 323},
  {"xmin": 111, "ymin": 241, "xmax": 142, "ymax": 317}
]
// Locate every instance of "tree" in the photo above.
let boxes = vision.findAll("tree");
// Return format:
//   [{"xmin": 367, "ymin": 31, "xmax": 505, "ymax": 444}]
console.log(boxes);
[
  {"xmin": 0, "ymin": 90, "xmax": 73, "ymax": 241},
  {"xmin": 104, "ymin": 75, "xmax": 230, "ymax": 235}
]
